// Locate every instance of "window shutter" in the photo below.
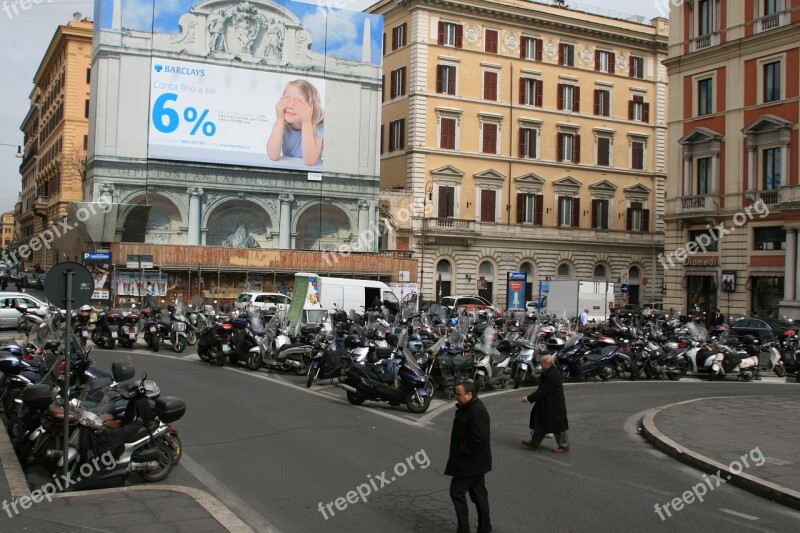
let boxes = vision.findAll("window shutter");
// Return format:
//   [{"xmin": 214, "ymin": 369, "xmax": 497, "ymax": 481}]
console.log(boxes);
[
  {"xmin": 516, "ymin": 193, "xmax": 525, "ymax": 223},
  {"xmin": 382, "ymin": 33, "xmax": 386, "ymax": 56},
  {"xmin": 392, "ymin": 26, "xmax": 397, "ymax": 50},
  {"xmin": 436, "ymin": 65, "xmax": 443, "ymax": 93},
  {"xmin": 557, "ymin": 84, "xmax": 564, "ymax": 110},
  {"xmin": 388, "ymin": 122, "xmax": 395, "ymax": 151},
  {"xmin": 438, "ymin": 187, "xmax": 448, "ymax": 217},
  {"xmin": 594, "ymin": 50, "xmax": 600, "ymax": 71},
  {"xmin": 535, "ymin": 39, "xmax": 543, "ymax": 61},
  {"xmin": 594, "ymin": 89, "xmax": 600, "ymax": 115},
  {"xmin": 557, "ymin": 133, "xmax": 564, "ymax": 162},
  {"xmin": 438, "ymin": 21, "xmax": 444, "ymax": 45},
  {"xmin": 486, "ymin": 30, "xmax": 498, "ymax": 54},
  {"xmin": 628, "ymin": 99, "xmax": 634, "ymax": 120},
  {"xmin": 481, "ymin": 190, "xmax": 496, "ymax": 222},
  {"xmin": 591, "ymin": 199, "xmax": 598, "ymax": 228},
  {"xmin": 574, "ymin": 134, "xmax": 581, "ymax": 163},
  {"xmin": 573, "ymin": 86, "xmax": 580, "ymax": 112},
  {"xmin": 518, "ymin": 127, "xmax": 525, "ymax": 157},
  {"xmin": 632, "ymin": 142, "xmax": 643, "ymax": 169},
  {"xmin": 571, "ymin": 197, "xmax": 580, "ymax": 227},
  {"xmin": 629, "ymin": 59, "xmax": 635, "ymax": 77},
  {"xmin": 609, "ymin": 53, "xmax": 616, "ymax": 74},
  {"xmin": 380, "ymin": 125, "xmax": 384, "ymax": 154},
  {"xmin": 558, "ymin": 43, "xmax": 564, "ymax": 64},
  {"xmin": 642, "ymin": 209, "xmax": 650, "ymax": 232},
  {"xmin": 626, "ymin": 208, "xmax": 633, "ymax": 231},
  {"xmin": 535, "ymin": 80, "xmax": 543, "ymax": 106},
  {"xmin": 400, "ymin": 119, "xmax": 405, "ymax": 149},
  {"xmin": 390, "ymin": 72, "xmax": 397, "ymax": 99},
  {"xmin": 520, "ymin": 37, "xmax": 527, "ymax": 59},
  {"xmin": 534, "ymin": 195, "xmax": 543, "ymax": 225},
  {"xmin": 448, "ymin": 68, "xmax": 456, "ymax": 95},
  {"xmin": 455, "ymin": 25, "xmax": 463, "ymax": 48},
  {"xmin": 400, "ymin": 24, "xmax": 406, "ymax": 46},
  {"xmin": 557, "ymin": 197, "xmax": 563, "ymax": 225},
  {"xmin": 382, "ymin": 75, "xmax": 385, "ymax": 102},
  {"xmin": 401, "ymin": 67, "xmax": 407, "ymax": 96},
  {"xmin": 519, "ymin": 78, "xmax": 526, "ymax": 105},
  {"xmin": 643, "ymin": 102, "xmax": 650, "ymax": 122}
]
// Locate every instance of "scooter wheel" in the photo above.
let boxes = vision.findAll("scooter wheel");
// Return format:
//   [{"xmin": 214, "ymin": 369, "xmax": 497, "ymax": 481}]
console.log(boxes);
[
  {"xmin": 306, "ymin": 367, "xmax": 317, "ymax": 388},
  {"xmin": 475, "ymin": 374, "xmax": 485, "ymax": 392},
  {"xmin": 346, "ymin": 391, "xmax": 365, "ymax": 405},
  {"xmin": 138, "ymin": 441, "xmax": 175, "ymax": 482},
  {"xmin": 209, "ymin": 345, "xmax": 225, "ymax": 367},
  {"xmin": 152, "ymin": 336, "xmax": 160, "ymax": 352},
  {"xmin": 405, "ymin": 390, "xmax": 431, "ymax": 413},
  {"xmin": 598, "ymin": 365, "xmax": 615, "ymax": 382},
  {"xmin": 774, "ymin": 364, "xmax": 786, "ymax": 378},
  {"xmin": 246, "ymin": 352, "xmax": 262, "ymax": 370},
  {"xmin": 424, "ymin": 378, "xmax": 436, "ymax": 398},
  {"xmin": 173, "ymin": 336, "xmax": 186, "ymax": 354},
  {"xmin": 186, "ymin": 331, "xmax": 197, "ymax": 346},
  {"xmin": 105, "ymin": 335, "xmax": 115, "ymax": 350}
]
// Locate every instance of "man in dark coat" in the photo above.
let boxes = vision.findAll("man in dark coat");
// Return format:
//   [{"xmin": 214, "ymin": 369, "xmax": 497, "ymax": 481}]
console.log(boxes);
[
  {"xmin": 521, "ymin": 354, "xmax": 569, "ymax": 453},
  {"xmin": 445, "ymin": 380, "xmax": 492, "ymax": 533}
]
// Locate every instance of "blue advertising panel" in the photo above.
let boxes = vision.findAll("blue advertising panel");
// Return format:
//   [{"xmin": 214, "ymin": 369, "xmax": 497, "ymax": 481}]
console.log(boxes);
[{"xmin": 506, "ymin": 272, "xmax": 526, "ymax": 310}]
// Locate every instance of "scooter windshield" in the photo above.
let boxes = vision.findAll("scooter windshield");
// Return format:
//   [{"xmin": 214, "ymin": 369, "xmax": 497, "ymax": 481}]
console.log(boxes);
[
  {"xmin": 686, "ymin": 322, "xmax": 709, "ymax": 342},
  {"xmin": 563, "ymin": 333, "xmax": 583, "ymax": 350}
]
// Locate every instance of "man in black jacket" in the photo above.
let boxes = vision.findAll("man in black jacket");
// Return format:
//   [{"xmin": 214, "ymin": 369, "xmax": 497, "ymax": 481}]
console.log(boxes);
[
  {"xmin": 521, "ymin": 354, "xmax": 569, "ymax": 453},
  {"xmin": 445, "ymin": 380, "xmax": 492, "ymax": 533}
]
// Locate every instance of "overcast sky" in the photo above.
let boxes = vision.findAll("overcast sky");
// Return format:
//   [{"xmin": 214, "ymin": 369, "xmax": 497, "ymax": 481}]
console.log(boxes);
[{"xmin": 0, "ymin": 0, "xmax": 663, "ymax": 215}]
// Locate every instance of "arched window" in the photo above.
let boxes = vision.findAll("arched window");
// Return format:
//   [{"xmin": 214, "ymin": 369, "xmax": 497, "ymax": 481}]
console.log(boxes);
[
  {"xmin": 557, "ymin": 263, "xmax": 571, "ymax": 278},
  {"xmin": 520, "ymin": 261, "xmax": 535, "ymax": 302},
  {"xmin": 593, "ymin": 264, "xmax": 606, "ymax": 280},
  {"xmin": 436, "ymin": 259, "xmax": 452, "ymax": 300},
  {"xmin": 629, "ymin": 266, "xmax": 641, "ymax": 280},
  {"xmin": 478, "ymin": 261, "xmax": 495, "ymax": 304}
]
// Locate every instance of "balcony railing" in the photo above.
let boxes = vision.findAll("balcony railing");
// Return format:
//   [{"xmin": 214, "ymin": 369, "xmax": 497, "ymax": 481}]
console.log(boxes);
[
  {"xmin": 668, "ymin": 195, "xmax": 719, "ymax": 214},
  {"xmin": 34, "ymin": 196, "xmax": 50, "ymax": 205},
  {"xmin": 753, "ymin": 189, "xmax": 781, "ymax": 205},
  {"xmin": 691, "ymin": 32, "xmax": 719, "ymax": 52},
  {"xmin": 756, "ymin": 11, "xmax": 789, "ymax": 33},
  {"xmin": 423, "ymin": 218, "xmax": 476, "ymax": 232}
]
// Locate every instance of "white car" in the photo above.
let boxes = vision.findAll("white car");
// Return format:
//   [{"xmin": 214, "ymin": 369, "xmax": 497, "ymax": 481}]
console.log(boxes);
[
  {"xmin": 235, "ymin": 292, "xmax": 292, "ymax": 313},
  {"xmin": 0, "ymin": 292, "xmax": 50, "ymax": 328}
]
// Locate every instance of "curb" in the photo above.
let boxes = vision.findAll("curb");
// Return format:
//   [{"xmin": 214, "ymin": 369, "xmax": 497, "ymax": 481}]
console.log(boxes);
[
  {"xmin": 0, "ymin": 416, "xmax": 253, "ymax": 532},
  {"xmin": 640, "ymin": 396, "xmax": 800, "ymax": 511}
]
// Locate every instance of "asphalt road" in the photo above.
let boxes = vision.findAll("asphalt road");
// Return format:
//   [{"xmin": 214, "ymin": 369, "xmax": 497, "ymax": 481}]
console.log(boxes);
[{"xmin": 57, "ymin": 342, "xmax": 800, "ymax": 533}]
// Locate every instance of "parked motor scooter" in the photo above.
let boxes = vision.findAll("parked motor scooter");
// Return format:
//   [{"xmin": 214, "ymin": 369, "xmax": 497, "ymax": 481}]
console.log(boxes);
[{"xmin": 119, "ymin": 305, "xmax": 141, "ymax": 349}]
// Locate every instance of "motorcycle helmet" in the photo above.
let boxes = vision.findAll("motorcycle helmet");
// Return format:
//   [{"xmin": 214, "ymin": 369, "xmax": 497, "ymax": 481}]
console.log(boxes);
[{"xmin": 80, "ymin": 304, "xmax": 92, "ymax": 312}]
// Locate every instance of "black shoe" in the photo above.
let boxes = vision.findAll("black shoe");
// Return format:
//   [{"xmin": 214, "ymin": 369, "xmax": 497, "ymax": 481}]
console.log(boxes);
[{"xmin": 522, "ymin": 440, "xmax": 538, "ymax": 450}]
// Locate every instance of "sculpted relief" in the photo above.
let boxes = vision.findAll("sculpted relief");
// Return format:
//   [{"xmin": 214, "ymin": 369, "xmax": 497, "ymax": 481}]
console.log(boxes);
[{"xmin": 206, "ymin": 1, "xmax": 287, "ymax": 59}]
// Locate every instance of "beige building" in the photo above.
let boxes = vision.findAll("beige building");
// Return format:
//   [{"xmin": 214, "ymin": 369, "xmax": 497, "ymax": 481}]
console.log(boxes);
[
  {"xmin": 664, "ymin": 1, "xmax": 800, "ymax": 320},
  {"xmin": 1, "ymin": 211, "xmax": 14, "ymax": 248},
  {"xmin": 15, "ymin": 19, "xmax": 92, "ymax": 270},
  {"xmin": 371, "ymin": 0, "xmax": 669, "ymax": 309}
]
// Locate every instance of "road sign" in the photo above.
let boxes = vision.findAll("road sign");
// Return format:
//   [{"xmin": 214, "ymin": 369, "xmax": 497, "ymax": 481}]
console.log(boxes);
[
  {"xmin": 642, "ymin": 277, "xmax": 648, "ymax": 287},
  {"xmin": 45, "ymin": 262, "xmax": 94, "ymax": 308},
  {"xmin": 620, "ymin": 283, "xmax": 629, "ymax": 294}
]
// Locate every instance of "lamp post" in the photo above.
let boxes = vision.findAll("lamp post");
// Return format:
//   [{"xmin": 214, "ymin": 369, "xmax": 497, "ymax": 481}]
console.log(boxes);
[{"xmin": 419, "ymin": 182, "xmax": 433, "ymax": 305}]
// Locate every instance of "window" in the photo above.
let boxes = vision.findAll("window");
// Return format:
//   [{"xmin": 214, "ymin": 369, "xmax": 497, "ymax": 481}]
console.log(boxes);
[
  {"xmin": 764, "ymin": 61, "xmax": 781, "ymax": 102},
  {"xmin": 597, "ymin": 137, "xmax": 611, "ymax": 167},
  {"xmin": 83, "ymin": 135, "xmax": 88, "ymax": 151},
  {"xmin": 485, "ymin": 29, "xmax": 498, "ymax": 54},
  {"xmin": 763, "ymin": 147, "xmax": 781, "ymax": 189},
  {"xmin": 392, "ymin": 23, "xmax": 406, "ymax": 51},
  {"xmin": 388, "ymin": 119, "xmax": 405, "ymax": 151},
  {"xmin": 516, "ymin": 193, "xmax": 543, "ymax": 225},
  {"xmin": 481, "ymin": 189, "xmax": 496, "ymax": 222},
  {"xmin": 697, "ymin": 157, "xmax": 711, "ymax": 194},
  {"xmin": 595, "ymin": 50, "xmax": 615, "ymax": 73},
  {"xmin": 84, "ymin": 99, "xmax": 90, "ymax": 119},
  {"xmin": 591, "ymin": 199, "xmax": 609, "ymax": 229},
  {"xmin": 631, "ymin": 141, "xmax": 645, "ymax": 170},
  {"xmin": 559, "ymin": 43, "xmax": 574, "ymax": 67},
  {"xmin": 754, "ymin": 227, "xmax": 786, "ymax": 250},
  {"xmin": 626, "ymin": 202, "xmax": 649, "ymax": 232},
  {"xmin": 698, "ymin": 0, "xmax": 713, "ymax": 36},
  {"xmin": 390, "ymin": 67, "xmax": 406, "ymax": 98},
  {"xmin": 557, "ymin": 132, "xmax": 580, "ymax": 163},
  {"xmin": 519, "ymin": 78, "xmax": 542, "ymax": 106},
  {"xmin": 518, "ymin": 127, "xmax": 538, "ymax": 158},
  {"xmin": 558, "ymin": 84, "xmax": 580, "ymax": 112},
  {"xmin": 440, "ymin": 117, "xmax": 456, "ymax": 150},
  {"xmin": 689, "ymin": 229, "xmax": 719, "ymax": 252},
  {"xmin": 436, "ymin": 65, "xmax": 457, "ymax": 95},
  {"xmin": 438, "ymin": 186, "xmax": 455, "ymax": 218},
  {"xmin": 481, "ymin": 123, "xmax": 498, "ymax": 154},
  {"xmin": 483, "ymin": 71, "xmax": 498, "ymax": 101},
  {"xmin": 629, "ymin": 56, "xmax": 644, "ymax": 79},
  {"xmin": 594, "ymin": 89, "xmax": 610, "ymax": 117},
  {"xmin": 520, "ymin": 37, "xmax": 543, "ymax": 61},
  {"xmin": 86, "ymin": 67, "xmax": 91, "ymax": 84},
  {"xmin": 557, "ymin": 264, "xmax": 572, "ymax": 277},
  {"xmin": 765, "ymin": 0, "xmax": 782, "ymax": 15},
  {"xmin": 628, "ymin": 95, "xmax": 649, "ymax": 122},
  {"xmin": 438, "ymin": 21, "xmax": 463, "ymax": 48},
  {"xmin": 698, "ymin": 78, "xmax": 713, "ymax": 115},
  {"xmin": 558, "ymin": 196, "xmax": 580, "ymax": 227}
]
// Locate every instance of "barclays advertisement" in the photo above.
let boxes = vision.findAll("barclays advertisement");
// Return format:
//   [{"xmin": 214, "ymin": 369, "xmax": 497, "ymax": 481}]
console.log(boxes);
[{"xmin": 95, "ymin": 0, "xmax": 383, "ymax": 173}]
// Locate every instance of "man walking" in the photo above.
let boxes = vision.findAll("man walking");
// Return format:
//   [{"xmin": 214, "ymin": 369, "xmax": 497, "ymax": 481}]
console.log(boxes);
[
  {"xmin": 521, "ymin": 354, "xmax": 570, "ymax": 453},
  {"xmin": 446, "ymin": 380, "xmax": 492, "ymax": 533}
]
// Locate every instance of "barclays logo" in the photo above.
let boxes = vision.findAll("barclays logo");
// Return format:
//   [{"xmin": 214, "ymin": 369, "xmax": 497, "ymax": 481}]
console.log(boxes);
[{"xmin": 154, "ymin": 64, "xmax": 206, "ymax": 77}]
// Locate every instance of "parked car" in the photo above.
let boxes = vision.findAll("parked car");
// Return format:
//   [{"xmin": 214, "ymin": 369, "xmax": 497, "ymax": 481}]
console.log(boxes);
[
  {"xmin": 440, "ymin": 295, "xmax": 501, "ymax": 317},
  {"xmin": 0, "ymin": 292, "xmax": 49, "ymax": 328},
  {"xmin": 730, "ymin": 317, "xmax": 796, "ymax": 342},
  {"xmin": 235, "ymin": 292, "xmax": 292, "ymax": 313},
  {"xmin": 35, "ymin": 272, "xmax": 46, "ymax": 290},
  {"xmin": 24, "ymin": 273, "xmax": 40, "ymax": 289}
]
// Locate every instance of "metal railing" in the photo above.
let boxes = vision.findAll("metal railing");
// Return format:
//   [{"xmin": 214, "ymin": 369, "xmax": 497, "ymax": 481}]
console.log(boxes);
[{"xmin": 423, "ymin": 218, "xmax": 475, "ymax": 232}]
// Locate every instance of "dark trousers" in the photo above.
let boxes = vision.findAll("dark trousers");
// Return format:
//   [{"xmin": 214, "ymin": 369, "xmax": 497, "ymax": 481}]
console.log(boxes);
[
  {"xmin": 531, "ymin": 429, "xmax": 569, "ymax": 448},
  {"xmin": 450, "ymin": 474, "xmax": 491, "ymax": 533}
]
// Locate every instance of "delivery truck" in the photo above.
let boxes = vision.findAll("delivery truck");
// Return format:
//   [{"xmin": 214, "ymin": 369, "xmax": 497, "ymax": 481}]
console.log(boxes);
[
  {"xmin": 540, "ymin": 280, "xmax": 614, "ymax": 322},
  {"xmin": 288, "ymin": 273, "xmax": 401, "ymax": 325}
]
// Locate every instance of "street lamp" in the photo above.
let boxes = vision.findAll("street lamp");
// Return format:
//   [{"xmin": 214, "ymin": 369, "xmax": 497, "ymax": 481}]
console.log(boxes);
[
  {"xmin": 419, "ymin": 182, "xmax": 433, "ymax": 303},
  {"xmin": 0, "ymin": 142, "xmax": 23, "ymax": 158}
]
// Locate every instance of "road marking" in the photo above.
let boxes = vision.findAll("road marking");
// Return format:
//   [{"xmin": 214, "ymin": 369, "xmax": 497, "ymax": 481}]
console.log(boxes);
[
  {"xmin": 719, "ymin": 509, "xmax": 760, "ymax": 521},
  {"xmin": 180, "ymin": 452, "xmax": 277, "ymax": 532}
]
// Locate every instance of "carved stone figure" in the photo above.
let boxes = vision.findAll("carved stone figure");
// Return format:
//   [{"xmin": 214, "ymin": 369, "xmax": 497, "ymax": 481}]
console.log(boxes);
[
  {"xmin": 98, "ymin": 183, "xmax": 115, "ymax": 203},
  {"xmin": 223, "ymin": 223, "xmax": 261, "ymax": 248},
  {"xmin": 208, "ymin": 8, "xmax": 230, "ymax": 53},
  {"xmin": 264, "ymin": 17, "xmax": 285, "ymax": 59},
  {"xmin": 232, "ymin": 2, "xmax": 264, "ymax": 54}
]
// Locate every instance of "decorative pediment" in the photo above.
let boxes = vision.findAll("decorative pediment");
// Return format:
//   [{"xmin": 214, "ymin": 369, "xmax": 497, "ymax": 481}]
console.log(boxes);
[
  {"xmin": 431, "ymin": 165, "xmax": 465, "ymax": 178},
  {"xmin": 678, "ymin": 127, "xmax": 723, "ymax": 145},
  {"xmin": 474, "ymin": 169, "xmax": 506, "ymax": 182},
  {"xmin": 515, "ymin": 173, "xmax": 545, "ymax": 194},
  {"xmin": 742, "ymin": 114, "xmax": 794, "ymax": 135},
  {"xmin": 624, "ymin": 183, "xmax": 651, "ymax": 202},
  {"xmin": 589, "ymin": 180, "xmax": 618, "ymax": 199},
  {"xmin": 553, "ymin": 176, "xmax": 582, "ymax": 188}
]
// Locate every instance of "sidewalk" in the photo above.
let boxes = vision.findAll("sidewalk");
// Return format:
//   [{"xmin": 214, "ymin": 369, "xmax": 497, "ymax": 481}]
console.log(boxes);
[{"xmin": 642, "ymin": 395, "xmax": 800, "ymax": 510}]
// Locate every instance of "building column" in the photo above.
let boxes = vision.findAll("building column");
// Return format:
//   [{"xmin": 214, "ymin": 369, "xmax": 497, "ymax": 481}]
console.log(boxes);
[
  {"xmin": 747, "ymin": 145, "xmax": 757, "ymax": 191},
  {"xmin": 710, "ymin": 149, "xmax": 720, "ymax": 195},
  {"xmin": 683, "ymin": 155, "xmax": 692, "ymax": 196},
  {"xmin": 279, "ymin": 194, "xmax": 293, "ymax": 249},
  {"xmin": 786, "ymin": 229, "xmax": 797, "ymax": 301},
  {"xmin": 780, "ymin": 140, "xmax": 790, "ymax": 188},
  {"xmin": 187, "ymin": 187, "xmax": 203, "ymax": 246},
  {"xmin": 357, "ymin": 200, "xmax": 370, "ymax": 251}
]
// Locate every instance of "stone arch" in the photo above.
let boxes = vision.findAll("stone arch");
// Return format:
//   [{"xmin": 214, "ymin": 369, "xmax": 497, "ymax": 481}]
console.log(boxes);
[
  {"xmin": 556, "ymin": 261, "xmax": 574, "ymax": 279},
  {"xmin": 205, "ymin": 199, "xmax": 273, "ymax": 248},
  {"xmin": 294, "ymin": 203, "xmax": 354, "ymax": 251},
  {"xmin": 120, "ymin": 194, "xmax": 184, "ymax": 244}
]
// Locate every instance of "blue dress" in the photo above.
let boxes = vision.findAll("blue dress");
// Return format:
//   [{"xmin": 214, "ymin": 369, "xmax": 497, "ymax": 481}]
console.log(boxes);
[{"xmin": 282, "ymin": 124, "xmax": 324, "ymax": 161}]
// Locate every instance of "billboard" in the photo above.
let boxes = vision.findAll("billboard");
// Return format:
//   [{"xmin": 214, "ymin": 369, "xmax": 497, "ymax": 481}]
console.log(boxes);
[{"xmin": 84, "ymin": 252, "xmax": 111, "ymax": 300}]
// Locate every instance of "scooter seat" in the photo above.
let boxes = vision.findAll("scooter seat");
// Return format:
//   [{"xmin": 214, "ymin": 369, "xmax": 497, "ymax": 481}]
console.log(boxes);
[
  {"xmin": 452, "ymin": 355, "xmax": 472, "ymax": 368},
  {"xmin": 584, "ymin": 351, "xmax": 606, "ymax": 362}
]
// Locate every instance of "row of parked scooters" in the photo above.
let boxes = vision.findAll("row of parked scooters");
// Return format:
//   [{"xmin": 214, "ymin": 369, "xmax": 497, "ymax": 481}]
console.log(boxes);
[{"xmin": 0, "ymin": 335, "xmax": 186, "ymax": 488}]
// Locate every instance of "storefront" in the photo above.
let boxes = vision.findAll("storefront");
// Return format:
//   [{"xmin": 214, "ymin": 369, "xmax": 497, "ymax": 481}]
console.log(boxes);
[{"xmin": 750, "ymin": 276, "xmax": 783, "ymax": 319}]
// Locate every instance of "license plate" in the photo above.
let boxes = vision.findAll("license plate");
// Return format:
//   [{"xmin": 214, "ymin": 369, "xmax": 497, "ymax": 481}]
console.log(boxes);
[
  {"xmin": 81, "ymin": 331, "xmax": 89, "ymax": 337},
  {"xmin": 129, "ymin": 333, "xmax": 136, "ymax": 340},
  {"xmin": 150, "ymin": 326, "xmax": 156, "ymax": 333},
  {"xmin": 111, "ymin": 332, "xmax": 118, "ymax": 339},
  {"xmin": 222, "ymin": 345, "xmax": 231, "ymax": 354}
]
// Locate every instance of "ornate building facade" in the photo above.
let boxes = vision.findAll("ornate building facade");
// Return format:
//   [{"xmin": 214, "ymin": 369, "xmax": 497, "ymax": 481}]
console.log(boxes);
[{"xmin": 371, "ymin": 0, "xmax": 669, "ymax": 309}]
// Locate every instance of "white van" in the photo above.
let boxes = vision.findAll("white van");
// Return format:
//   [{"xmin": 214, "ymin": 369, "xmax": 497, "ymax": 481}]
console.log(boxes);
[
  {"xmin": 289, "ymin": 273, "xmax": 399, "ymax": 319},
  {"xmin": 235, "ymin": 292, "xmax": 292, "ymax": 312}
]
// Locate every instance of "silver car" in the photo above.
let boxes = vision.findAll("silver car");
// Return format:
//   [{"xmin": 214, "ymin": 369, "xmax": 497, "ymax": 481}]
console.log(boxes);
[{"xmin": 0, "ymin": 292, "xmax": 49, "ymax": 328}]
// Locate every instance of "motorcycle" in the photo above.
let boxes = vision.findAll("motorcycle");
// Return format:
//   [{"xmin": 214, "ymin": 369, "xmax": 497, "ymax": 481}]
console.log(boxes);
[
  {"xmin": 92, "ymin": 309, "xmax": 120, "ymax": 350},
  {"xmin": 142, "ymin": 308, "xmax": 171, "ymax": 353},
  {"xmin": 259, "ymin": 311, "xmax": 314, "ymax": 374},
  {"xmin": 118, "ymin": 305, "xmax": 141, "ymax": 349},
  {"xmin": 197, "ymin": 320, "xmax": 232, "ymax": 367},
  {"xmin": 306, "ymin": 335, "xmax": 349, "ymax": 388},
  {"xmin": 557, "ymin": 333, "xmax": 620, "ymax": 381},
  {"xmin": 228, "ymin": 310, "xmax": 264, "ymax": 370}
]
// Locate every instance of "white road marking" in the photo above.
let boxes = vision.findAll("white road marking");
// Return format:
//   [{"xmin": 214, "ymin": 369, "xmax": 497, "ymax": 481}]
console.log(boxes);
[{"xmin": 719, "ymin": 509, "xmax": 760, "ymax": 521}]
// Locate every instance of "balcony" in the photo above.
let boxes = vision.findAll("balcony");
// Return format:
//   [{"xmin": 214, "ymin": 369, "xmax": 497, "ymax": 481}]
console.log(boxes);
[
  {"xmin": 691, "ymin": 32, "xmax": 719, "ymax": 52},
  {"xmin": 668, "ymin": 195, "xmax": 720, "ymax": 215},
  {"xmin": 755, "ymin": 11, "xmax": 789, "ymax": 33},
  {"xmin": 33, "ymin": 196, "xmax": 50, "ymax": 214},
  {"xmin": 421, "ymin": 218, "xmax": 477, "ymax": 246},
  {"xmin": 751, "ymin": 189, "xmax": 781, "ymax": 205}
]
